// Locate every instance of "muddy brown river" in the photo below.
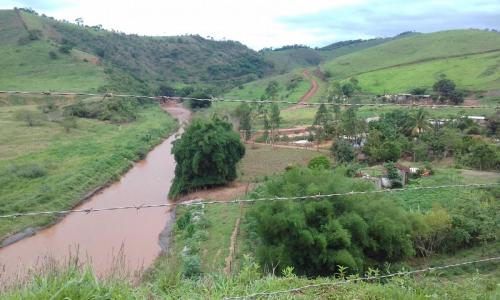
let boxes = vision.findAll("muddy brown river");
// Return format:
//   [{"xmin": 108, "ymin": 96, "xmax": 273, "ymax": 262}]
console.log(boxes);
[{"xmin": 0, "ymin": 103, "xmax": 190, "ymax": 286}]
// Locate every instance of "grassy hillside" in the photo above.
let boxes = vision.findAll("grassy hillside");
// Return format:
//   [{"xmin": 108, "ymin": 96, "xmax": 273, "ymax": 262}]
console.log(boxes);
[
  {"xmin": 224, "ymin": 70, "xmax": 311, "ymax": 101},
  {"xmin": 0, "ymin": 9, "xmax": 274, "ymax": 94},
  {"xmin": 0, "ymin": 100, "xmax": 176, "ymax": 241},
  {"xmin": 322, "ymin": 29, "xmax": 500, "ymax": 80},
  {"xmin": 262, "ymin": 38, "xmax": 393, "ymax": 74},
  {"xmin": 0, "ymin": 10, "xmax": 106, "ymax": 92},
  {"xmin": 19, "ymin": 10, "xmax": 272, "ymax": 90},
  {"xmin": 357, "ymin": 50, "xmax": 500, "ymax": 93}
]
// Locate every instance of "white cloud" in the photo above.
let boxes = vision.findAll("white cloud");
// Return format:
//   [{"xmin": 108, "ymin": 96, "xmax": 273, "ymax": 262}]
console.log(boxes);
[{"xmin": 2, "ymin": 0, "xmax": 363, "ymax": 49}]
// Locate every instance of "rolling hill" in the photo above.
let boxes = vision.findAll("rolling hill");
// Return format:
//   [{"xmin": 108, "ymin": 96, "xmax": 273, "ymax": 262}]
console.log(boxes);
[
  {"xmin": 0, "ymin": 8, "xmax": 273, "ymax": 94},
  {"xmin": 231, "ymin": 29, "xmax": 500, "ymax": 101},
  {"xmin": 322, "ymin": 29, "xmax": 500, "ymax": 81},
  {"xmin": 260, "ymin": 32, "xmax": 421, "ymax": 74}
]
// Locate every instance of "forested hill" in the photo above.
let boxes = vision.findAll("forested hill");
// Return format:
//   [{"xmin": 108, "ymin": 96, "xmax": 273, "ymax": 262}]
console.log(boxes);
[{"xmin": 0, "ymin": 8, "xmax": 273, "ymax": 94}]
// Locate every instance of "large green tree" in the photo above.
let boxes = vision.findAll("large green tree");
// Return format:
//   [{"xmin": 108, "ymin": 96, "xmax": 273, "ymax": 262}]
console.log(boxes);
[{"xmin": 169, "ymin": 116, "xmax": 245, "ymax": 197}]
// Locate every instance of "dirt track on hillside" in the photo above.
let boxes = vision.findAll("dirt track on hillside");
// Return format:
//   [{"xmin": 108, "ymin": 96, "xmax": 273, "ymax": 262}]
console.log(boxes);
[{"xmin": 284, "ymin": 69, "xmax": 318, "ymax": 111}]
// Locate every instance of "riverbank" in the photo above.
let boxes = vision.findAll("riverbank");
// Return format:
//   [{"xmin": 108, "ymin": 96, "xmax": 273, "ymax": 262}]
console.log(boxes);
[
  {"xmin": 0, "ymin": 102, "xmax": 190, "ymax": 287},
  {"xmin": 0, "ymin": 103, "xmax": 177, "ymax": 244}
]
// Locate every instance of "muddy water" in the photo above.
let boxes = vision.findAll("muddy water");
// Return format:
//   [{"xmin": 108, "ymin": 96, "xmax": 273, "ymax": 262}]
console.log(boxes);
[{"xmin": 0, "ymin": 103, "xmax": 190, "ymax": 286}]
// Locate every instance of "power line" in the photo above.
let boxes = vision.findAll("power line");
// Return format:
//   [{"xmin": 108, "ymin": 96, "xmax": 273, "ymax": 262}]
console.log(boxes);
[
  {"xmin": 223, "ymin": 256, "xmax": 500, "ymax": 299},
  {"xmin": 0, "ymin": 90, "xmax": 497, "ymax": 109},
  {"xmin": 0, "ymin": 183, "xmax": 497, "ymax": 219}
]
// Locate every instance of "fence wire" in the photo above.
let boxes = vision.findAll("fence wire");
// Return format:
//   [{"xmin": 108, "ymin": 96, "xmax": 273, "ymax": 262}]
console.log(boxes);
[
  {"xmin": 0, "ymin": 90, "xmax": 498, "ymax": 109},
  {"xmin": 1, "ymin": 183, "xmax": 498, "ymax": 219}
]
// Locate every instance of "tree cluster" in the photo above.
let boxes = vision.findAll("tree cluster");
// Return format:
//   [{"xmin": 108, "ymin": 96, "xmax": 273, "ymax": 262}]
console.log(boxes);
[
  {"xmin": 169, "ymin": 116, "xmax": 245, "ymax": 198},
  {"xmin": 247, "ymin": 167, "xmax": 499, "ymax": 276}
]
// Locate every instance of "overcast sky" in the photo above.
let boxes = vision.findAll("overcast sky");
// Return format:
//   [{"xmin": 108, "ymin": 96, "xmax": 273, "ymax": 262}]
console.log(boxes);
[{"xmin": 2, "ymin": 0, "xmax": 499, "ymax": 49}]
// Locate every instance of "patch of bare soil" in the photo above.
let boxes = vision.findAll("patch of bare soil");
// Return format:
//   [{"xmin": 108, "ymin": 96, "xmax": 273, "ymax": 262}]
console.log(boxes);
[
  {"xmin": 178, "ymin": 182, "xmax": 254, "ymax": 202},
  {"xmin": 224, "ymin": 209, "xmax": 241, "ymax": 275},
  {"xmin": 463, "ymin": 98, "xmax": 480, "ymax": 106}
]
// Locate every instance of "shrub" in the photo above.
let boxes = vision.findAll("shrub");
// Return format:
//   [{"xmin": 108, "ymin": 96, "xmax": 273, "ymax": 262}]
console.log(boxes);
[
  {"xmin": 331, "ymin": 139, "xmax": 356, "ymax": 164},
  {"xmin": 384, "ymin": 162, "xmax": 402, "ymax": 188},
  {"xmin": 61, "ymin": 116, "xmax": 77, "ymax": 132},
  {"xmin": 15, "ymin": 109, "xmax": 45, "ymax": 127},
  {"xmin": 49, "ymin": 50, "xmax": 58, "ymax": 59},
  {"xmin": 307, "ymin": 156, "xmax": 331, "ymax": 170},
  {"xmin": 247, "ymin": 167, "xmax": 414, "ymax": 276},
  {"xmin": 65, "ymin": 98, "xmax": 139, "ymax": 123},
  {"xmin": 182, "ymin": 255, "xmax": 202, "ymax": 278},
  {"xmin": 13, "ymin": 164, "xmax": 47, "ymax": 179}
]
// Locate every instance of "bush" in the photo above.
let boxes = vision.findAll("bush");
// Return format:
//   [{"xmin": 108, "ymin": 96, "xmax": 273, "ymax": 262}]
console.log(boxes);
[
  {"xmin": 49, "ymin": 51, "xmax": 58, "ymax": 59},
  {"xmin": 61, "ymin": 116, "xmax": 77, "ymax": 132},
  {"xmin": 65, "ymin": 98, "xmax": 139, "ymax": 123},
  {"xmin": 384, "ymin": 162, "xmax": 402, "ymax": 188},
  {"xmin": 182, "ymin": 255, "xmax": 202, "ymax": 278},
  {"xmin": 307, "ymin": 156, "xmax": 331, "ymax": 170},
  {"xmin": 247, "ymin": 167, "xmax": 414, "ymax": 276},
  {"xmin": 15, "ymin": 109, "xmax": 45, "ymax": 127}
]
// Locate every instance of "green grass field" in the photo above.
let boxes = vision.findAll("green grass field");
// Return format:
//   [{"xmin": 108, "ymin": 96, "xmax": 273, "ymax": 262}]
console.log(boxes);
[
  {"xmin": 238, "ymin": 144, "xmax": 320, "ymax": 182},
  {"xmin": 322, "ymin": 29, "xmax": 500, "ymax": 81},
  {"xmin": 357, "ymin": 51, "xmax": 500, "ymax": 93},
  {"xmin": 0, "ymin": 102, "xmax": 176, "ymax": 241}
]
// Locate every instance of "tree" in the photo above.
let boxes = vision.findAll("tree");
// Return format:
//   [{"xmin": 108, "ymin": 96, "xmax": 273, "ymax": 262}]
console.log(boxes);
[
  {"xmin": 169, "ymin": 116, "xmax": 245, "ymax": 197},
  {"xmin": 158, "ymin": 84, "xmax": 176, "ymax": 97},
  {"xmin": 265, "ymin": 80, "xmax": 279, "ymax": 100},
  {"xmin": 15, "ymin": 110, "xmax": 44, "ymax": 127},
  {"xmin": 75, "ymin": 17, "xmax": 84, "ymax": 26},
  {"xmin": 341, "ymin": 107, "xmax": 365, "ymax": 144},
  {"xmin": 235, "ymin": 103, "xmax": 253, "ymax": 141},
  {"xmin": 314, "ymin": 103, "xmax": 334, "ymax": 136},
  {"xmin": 341, "ymin": 82, "xmax": 355, "ymax": 98},
  {"xmin": 433, "ymin": 77, "xmax": 458, "ymax": 102},
  {"xmin": 328, "ymin": 81, "xmax": 343, "ymax": 101},
  {"xmin": 413, "ymin": 206, "xmax": 452, "ymax": 257},
  {"xmin": 467, "ymin": 143, "xmax": 498, "ymax": 171},
  {"xmin": 448, "ymin": 89, "xmax": 465, "ymax": 105},
  {"xmin": 410, "ymin": 87, "xmax": 427, "ymax": 95},
  {"xmin": 486, "ymin": 111, "xmax": 499, "ymax": 137},
  {"xmin": 331, "ymin": 139, "xmax": 356, "ymax": 164},
  {"xmin": 409, "ymin": 108, "xmax": 430, "ymax": 136},
  {"xmin": 270, "ymin": 104, "xmax": 281, "ymax": 145}
]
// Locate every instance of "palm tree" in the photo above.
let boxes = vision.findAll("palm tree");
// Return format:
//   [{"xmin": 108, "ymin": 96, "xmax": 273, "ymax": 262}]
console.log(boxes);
[{"xmin": 409, "ymin": 108, "xmax": 430, "ymax": 136}]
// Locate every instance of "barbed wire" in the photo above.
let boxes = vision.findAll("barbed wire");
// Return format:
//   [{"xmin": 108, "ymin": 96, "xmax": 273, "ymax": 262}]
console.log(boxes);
[
  {"xmin": 0, "ymin": 183, "xmax": 497, "ymax": 219},
  {"xmin": 0, "ymin": 90, "xmax": 497, "ymax": 109},
  {"xmin": 223, "ymin": 256, "xmax": 500, "ymax": 299}
]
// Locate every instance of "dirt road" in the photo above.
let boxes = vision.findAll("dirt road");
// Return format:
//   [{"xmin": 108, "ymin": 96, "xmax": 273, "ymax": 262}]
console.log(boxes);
[{"xmin": 285, "ymin": 69, "xmax": 319, "ymax": 111}]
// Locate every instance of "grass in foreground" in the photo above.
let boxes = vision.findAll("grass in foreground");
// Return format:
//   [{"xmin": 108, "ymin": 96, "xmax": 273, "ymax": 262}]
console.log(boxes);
[
  {"xmin": 3, "ymin": 243, "xmax": 499, "ymax": 299},
  {"xmin": 0, "ymin": 103, "xmax": 177, "ymax": 241}
]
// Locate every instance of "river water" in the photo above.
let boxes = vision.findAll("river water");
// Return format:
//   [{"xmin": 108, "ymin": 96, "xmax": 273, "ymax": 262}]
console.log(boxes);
[{"xmin": 0, "ymin": 103, "xmax": 190, "ymax": 286}]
